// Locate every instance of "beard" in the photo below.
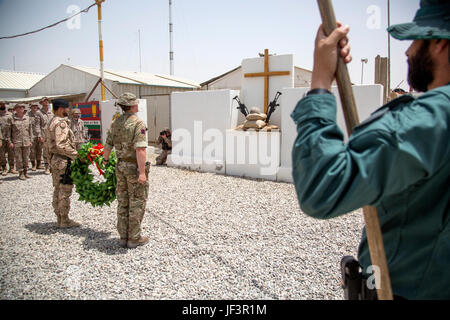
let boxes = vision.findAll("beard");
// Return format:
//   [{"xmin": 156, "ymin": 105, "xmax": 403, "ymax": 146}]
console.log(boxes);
[
  {"xmin": 62, "ymin": 111, "xmax": 69, "ymax": 117},
  {"xmin": 407, "ymin": 41, "xmax": 434, "ymax": 92}
]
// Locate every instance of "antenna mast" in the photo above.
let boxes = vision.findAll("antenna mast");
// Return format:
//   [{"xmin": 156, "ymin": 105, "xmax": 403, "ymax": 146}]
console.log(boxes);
[{"xmin": 169, "ymin": 0, "xmax": 174, "ymax": 75}]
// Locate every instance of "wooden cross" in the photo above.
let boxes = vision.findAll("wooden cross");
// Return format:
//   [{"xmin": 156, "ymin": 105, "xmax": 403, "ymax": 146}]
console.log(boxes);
[{"xmin": 244, "ymin": 49, "xmax": 291, "ymax": 114}]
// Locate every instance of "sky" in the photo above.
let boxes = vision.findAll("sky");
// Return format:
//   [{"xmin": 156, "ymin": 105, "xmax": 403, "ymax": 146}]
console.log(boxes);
[{"xmin": 0, "ymin": 0, "xmax": 418, "ymax": 91}]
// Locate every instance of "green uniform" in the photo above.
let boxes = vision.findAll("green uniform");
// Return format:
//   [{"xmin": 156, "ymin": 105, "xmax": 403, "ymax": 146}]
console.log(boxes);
[
  {"xmin": 291, "ymin": 84, "xmax": 450, "ymax": 299},
  {"xmin": 105, "ymin": 113, "xmax": 149, "ymax": 241}
]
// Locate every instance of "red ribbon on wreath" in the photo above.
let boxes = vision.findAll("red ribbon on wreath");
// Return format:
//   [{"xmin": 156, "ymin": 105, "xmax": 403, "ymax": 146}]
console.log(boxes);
[{"xmin": 87, "ymin": 143, "xmax": 104, "ymax": 176}]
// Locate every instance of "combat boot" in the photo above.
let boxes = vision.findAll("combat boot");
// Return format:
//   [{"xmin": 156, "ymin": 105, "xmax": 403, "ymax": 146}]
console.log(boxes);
[
  {"xmin": 19, "ymin": 171, "xmax": 26, "ymax": 180},
  {"xmin": 9, "ymin": 167, "xmax": 18, "ymax": 174},
  {"xmin": 119, "ymin": 238, "xmax": 128, "ymax": 248},
  {"xmin": 2, "ymin": 167, "xmax": 7, "ymax": 176},
  {"xmin": 36, "ymin": 160, "xmax": 43, "ymax": 170},
  {"xmin": 24, "ymin": 169, "xmax": 31, "ymax": 179},
  {"xmin": 127, "ymin": 236, "xmax": 150, "ymax": 249},
  {"xmin": 44, "ymin": 164, "xmax": 50, "ymax": 175},
  {"xmin": 31, "ymin": 161, "xmax": 37, "ymax": 171},
  {"xmin": 59, "ymin": 216, "xmax": 81, "ymax": 228}
]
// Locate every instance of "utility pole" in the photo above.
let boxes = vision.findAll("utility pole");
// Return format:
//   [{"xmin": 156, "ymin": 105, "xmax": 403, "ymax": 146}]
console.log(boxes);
[
  {"xmin": 169, "ymin": 0, "xmax": 174, "ymax": 75},
  {"xmin": 96, "ymin": 0, "xmax": 106, "ymax": 101},
  {"xmin": 361, "ymin": 58, "xmax": 368, "ymax": 85},
  {"xmin": 138, "ymin": 29, "xmax": 142, "ymax": 72}
]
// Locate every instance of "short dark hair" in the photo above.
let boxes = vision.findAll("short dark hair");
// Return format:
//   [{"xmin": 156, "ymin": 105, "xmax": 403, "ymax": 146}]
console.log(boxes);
[
  {"xmin": 52, "ymin": 99, "xmax": 69, "ymax": 111},
  {"xmin": 118, "ymin": 104, "xmax": 131, "ymax": 112}
]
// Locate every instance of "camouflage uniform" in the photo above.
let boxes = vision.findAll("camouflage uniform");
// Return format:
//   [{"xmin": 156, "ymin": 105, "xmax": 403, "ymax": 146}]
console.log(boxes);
[
  {"xmin": 70, "ymin": 109, "xmax": 86, "ymax": 151},
  {"xmin": 46, "ymin": 114, "xmax": 79, "ymax": 227},
  {"xmin": 8, "ymin": 112, "xmax": 33, "ymax": 178},
  {"xmin": 0, "ymin": 109, "xmax": 15, "ymax": 174},
  {"xmin": 28, "ymin": 108, "xmax": 43, "ymax": 170},
  {"xmin": 40, "ymin": 108, "xmax": 54, "ymax": 174},
  {"xmin": 105, "ymin": 94, "xmax": 149, "ymax": 244}
]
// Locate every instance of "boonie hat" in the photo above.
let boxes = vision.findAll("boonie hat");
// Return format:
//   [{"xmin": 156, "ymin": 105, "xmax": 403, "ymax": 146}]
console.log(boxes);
[
  {"xmin": 71, "ymin": 108, "xmax": 81, "ymax": 114},
  {"xmin": 117, "ymin": 92, "xmax": 138, "ymax": 107},
  {"xmin": 388, "ymin": 0, "xmax": 450, "ymax": 40}
]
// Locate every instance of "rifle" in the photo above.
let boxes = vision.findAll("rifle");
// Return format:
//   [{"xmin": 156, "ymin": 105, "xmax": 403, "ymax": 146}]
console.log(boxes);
[
  {"xmin": 266, "ymin": 91, "xmax": 282, "ymax": 124},
  {"xmin": 60, "ymin": 158, "xmax": 73, "ymax": 185},
  {"xmin": 233, "ymin": 96, "xmax": 249, "ymax": 117}
]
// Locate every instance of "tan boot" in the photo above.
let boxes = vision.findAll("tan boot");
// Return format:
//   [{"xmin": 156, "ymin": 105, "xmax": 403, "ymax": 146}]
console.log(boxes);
[
  {"xmin": 44, "ymin": 164, "xmax": 50, "ymax": 175},
  {"xmin": 9, "ymin": 168, "xmax": 18, "ymax": 174},
  {"xmin": 31, "ymin": 161, "xmax": 37, "ymax": 171},
  {"xmin": 59, "ymin": 216, "xmax": 81, "ymax": 228},
  {"xmin": 127, "ymin": 236, "xmax": 149, "ymax": 249},
  {"xmin": 1, "ymin": 167, "xmax": 7, "ymax": 176},
  {"xmin": 119, "ymin": 238, "xmax": 128, "ymax": 248},
  {"xmin": 19, "ymin": 171, "xmax": 26, "ymax": 180},
  {"xmin": 24, "ymin": 169, "xmax": 31, "ymax": 179},
  {"xmin": 36, "ymin": 160, "xmax": 43, "ymax": 170}
]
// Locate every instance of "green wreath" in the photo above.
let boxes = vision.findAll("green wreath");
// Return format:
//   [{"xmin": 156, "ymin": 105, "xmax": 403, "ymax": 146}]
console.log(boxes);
[{"xmin": 71, "ymin": 142, "xmax": 117, "ymax": 207}]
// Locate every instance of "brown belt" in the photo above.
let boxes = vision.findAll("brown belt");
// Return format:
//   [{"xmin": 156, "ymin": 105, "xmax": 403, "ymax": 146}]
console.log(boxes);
[{"xmin": 118, "ymin": 158, "xmax": 137, "ymax": 163}]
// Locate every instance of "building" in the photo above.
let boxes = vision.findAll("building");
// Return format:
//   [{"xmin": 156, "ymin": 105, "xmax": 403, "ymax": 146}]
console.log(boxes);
[
  {"xmin": 26, "ymin": 64, "xmax": 200, "ymax": 143},
  {"xmin": 0, "ymin": 70, "xmax": 46, "ymax": 99},
  {"xmin": 200, "ymin": 65, "xmax": 313, "ymax": 90}
]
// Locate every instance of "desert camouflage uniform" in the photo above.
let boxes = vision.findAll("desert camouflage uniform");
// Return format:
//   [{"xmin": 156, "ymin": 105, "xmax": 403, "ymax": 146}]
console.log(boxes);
[
  {"xmin": 28, "ymin": 109, "xmax": 43, "ymax": 169},
  {"xmin": 0, "ymin": 110, "xmax": 14, "ymax": 173},
  {"xmin": 70, "ymin": 117, "xmax": 86, "ymax": 151},
  {"xmin": 9, "ymin": 114, "xmax": 33, "ymax": 174},
  {"xmin": 105, "ymin": 113, "xmax": 149, "ymax": 242},
  {"xmin": 40, "ymin": 109, "xmax": 54, "ymax": 173},
  {"xmin": 46, "ymin": 116, "xmax": 78, "ymax": 224},
  {"xmin": 156, "ymin": 134, "xmax": 172, "ymax": 165}
]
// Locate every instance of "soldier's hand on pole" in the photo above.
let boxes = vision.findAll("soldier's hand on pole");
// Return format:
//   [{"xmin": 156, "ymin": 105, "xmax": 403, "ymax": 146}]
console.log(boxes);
[
  {"xmin": 39, "ymin": 137, "xmax": 44, "ymax": 143},
  {"xmin": 311, "ymin": 22, "xmax": 352, "ymax": 91},
  {"xmin": 9, "ymin": 143, "xmax": 14, "ymax": 149}
]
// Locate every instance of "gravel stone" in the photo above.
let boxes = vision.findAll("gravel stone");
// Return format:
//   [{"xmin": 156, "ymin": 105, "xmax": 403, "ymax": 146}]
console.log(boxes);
[{"xmin": 0, "ymin": 159, "xmax": 364, "ymax": 300}]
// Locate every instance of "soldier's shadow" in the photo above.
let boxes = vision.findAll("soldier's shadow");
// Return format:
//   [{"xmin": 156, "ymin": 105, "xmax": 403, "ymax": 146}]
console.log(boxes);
[{"xmin": 25, "ymin": 222, "xmax": 128, "ymax": 256}]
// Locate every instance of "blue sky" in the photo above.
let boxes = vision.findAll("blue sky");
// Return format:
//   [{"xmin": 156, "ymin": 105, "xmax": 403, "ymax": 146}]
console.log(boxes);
[{"xmin": 0, "ymin": 0, "xmax": 418, "ymax": 90}]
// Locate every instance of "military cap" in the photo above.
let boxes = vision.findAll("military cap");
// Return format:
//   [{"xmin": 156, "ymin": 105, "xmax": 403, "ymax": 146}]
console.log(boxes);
[
  {"xmin": 117, "ymin": 92, "xmax": 138, "ymax": 107},
  {"xmin": 39, "ymin": 97, "xmax": 49, "ymax": 104},
  {"xmin": 14, "ymin": 104, "xmax": 25, "ymax": 109},
  {"xmin": 52, "ymin": 99, "xmax": 70, "ymax": 110},
  {"xmin": 388, "ymin": 0, "xmax": 450, "ymax": 40}
]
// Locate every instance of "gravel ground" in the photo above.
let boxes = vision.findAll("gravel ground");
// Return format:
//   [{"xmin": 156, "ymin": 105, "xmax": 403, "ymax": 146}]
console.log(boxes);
[{"xmin": 0, "ymin": 153, "xmax": 364, "ymax": 300}]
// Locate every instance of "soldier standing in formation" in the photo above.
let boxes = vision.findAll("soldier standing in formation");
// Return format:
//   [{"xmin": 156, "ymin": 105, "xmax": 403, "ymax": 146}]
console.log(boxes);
[
  {"xmin": 0, "ymin": 102, "xmax": 16, "ymax": 175},
  {"xmin": 103, "ymin": 93, "xmax": 150, "ymax": 249},
  {"xmin": 8, "ymin": 104, "xmax": 33, "ymax": 180},
  {"xmin": 28, "ymin": 102, "xmax": 44, "ymax": 171},
  {"xmin": 69, "ymin": 108, "xmax": 87, "ymax": 151},
  {"xmin": 46, "ymin": 99, "xmax": 81, "ymax": 228},
  {"xmin": 40, "ymin": 97, "xmax": 53, "ymax": 175}
]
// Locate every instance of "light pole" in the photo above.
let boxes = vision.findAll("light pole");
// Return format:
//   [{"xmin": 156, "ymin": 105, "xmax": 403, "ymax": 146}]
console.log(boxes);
[
  {"xmin": 361, "ymin": 58, "xmax": 368, "ymax": 85},
  {"xmin": 96, "ymin": 0, "xmax": 106, "ymax": 101}
]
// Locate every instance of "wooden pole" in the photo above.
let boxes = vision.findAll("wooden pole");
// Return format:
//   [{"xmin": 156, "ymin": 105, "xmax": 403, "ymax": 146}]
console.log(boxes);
[{"xmin": 317, "ymin": 0, "xmax": 393, "ymax": 300}]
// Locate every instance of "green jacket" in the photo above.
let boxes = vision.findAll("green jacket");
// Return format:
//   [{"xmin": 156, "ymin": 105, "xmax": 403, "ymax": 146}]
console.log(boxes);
[{"xmin": 291, "ymin": 84, "xmax": 450, "ymax": 299}]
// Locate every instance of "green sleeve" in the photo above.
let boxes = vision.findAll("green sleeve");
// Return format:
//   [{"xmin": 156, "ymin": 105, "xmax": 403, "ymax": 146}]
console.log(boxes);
[
  {"xmin": 290, "ymin": 90, "xmax": 450, "ymax": 219},
  {"xmin": 104, "ymin": 125, "xmax": 114, "ymax": 150}
]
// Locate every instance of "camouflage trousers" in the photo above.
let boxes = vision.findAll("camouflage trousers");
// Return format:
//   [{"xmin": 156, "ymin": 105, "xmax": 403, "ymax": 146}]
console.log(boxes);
[
  {"xmin": 14, "ymin": 146, "xmax": 30, "ymax": 172},
  {"xmin": 30, "ymin": 138, "xmax": 43, "ymax": 163},
  {"xmin": 51, "ymin": 157, "xmax": 73, "ymax": 218},
  {"xmin": 0, "ymin": 139, "xmax": 14, "ymax": 168},
  {"xmin": 115, "ymin": 160, "xmax": 150, "ymax": 241},
  {"xmin": 156, "ymin": 150, "xmax": 171, "ymax": 165}
]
